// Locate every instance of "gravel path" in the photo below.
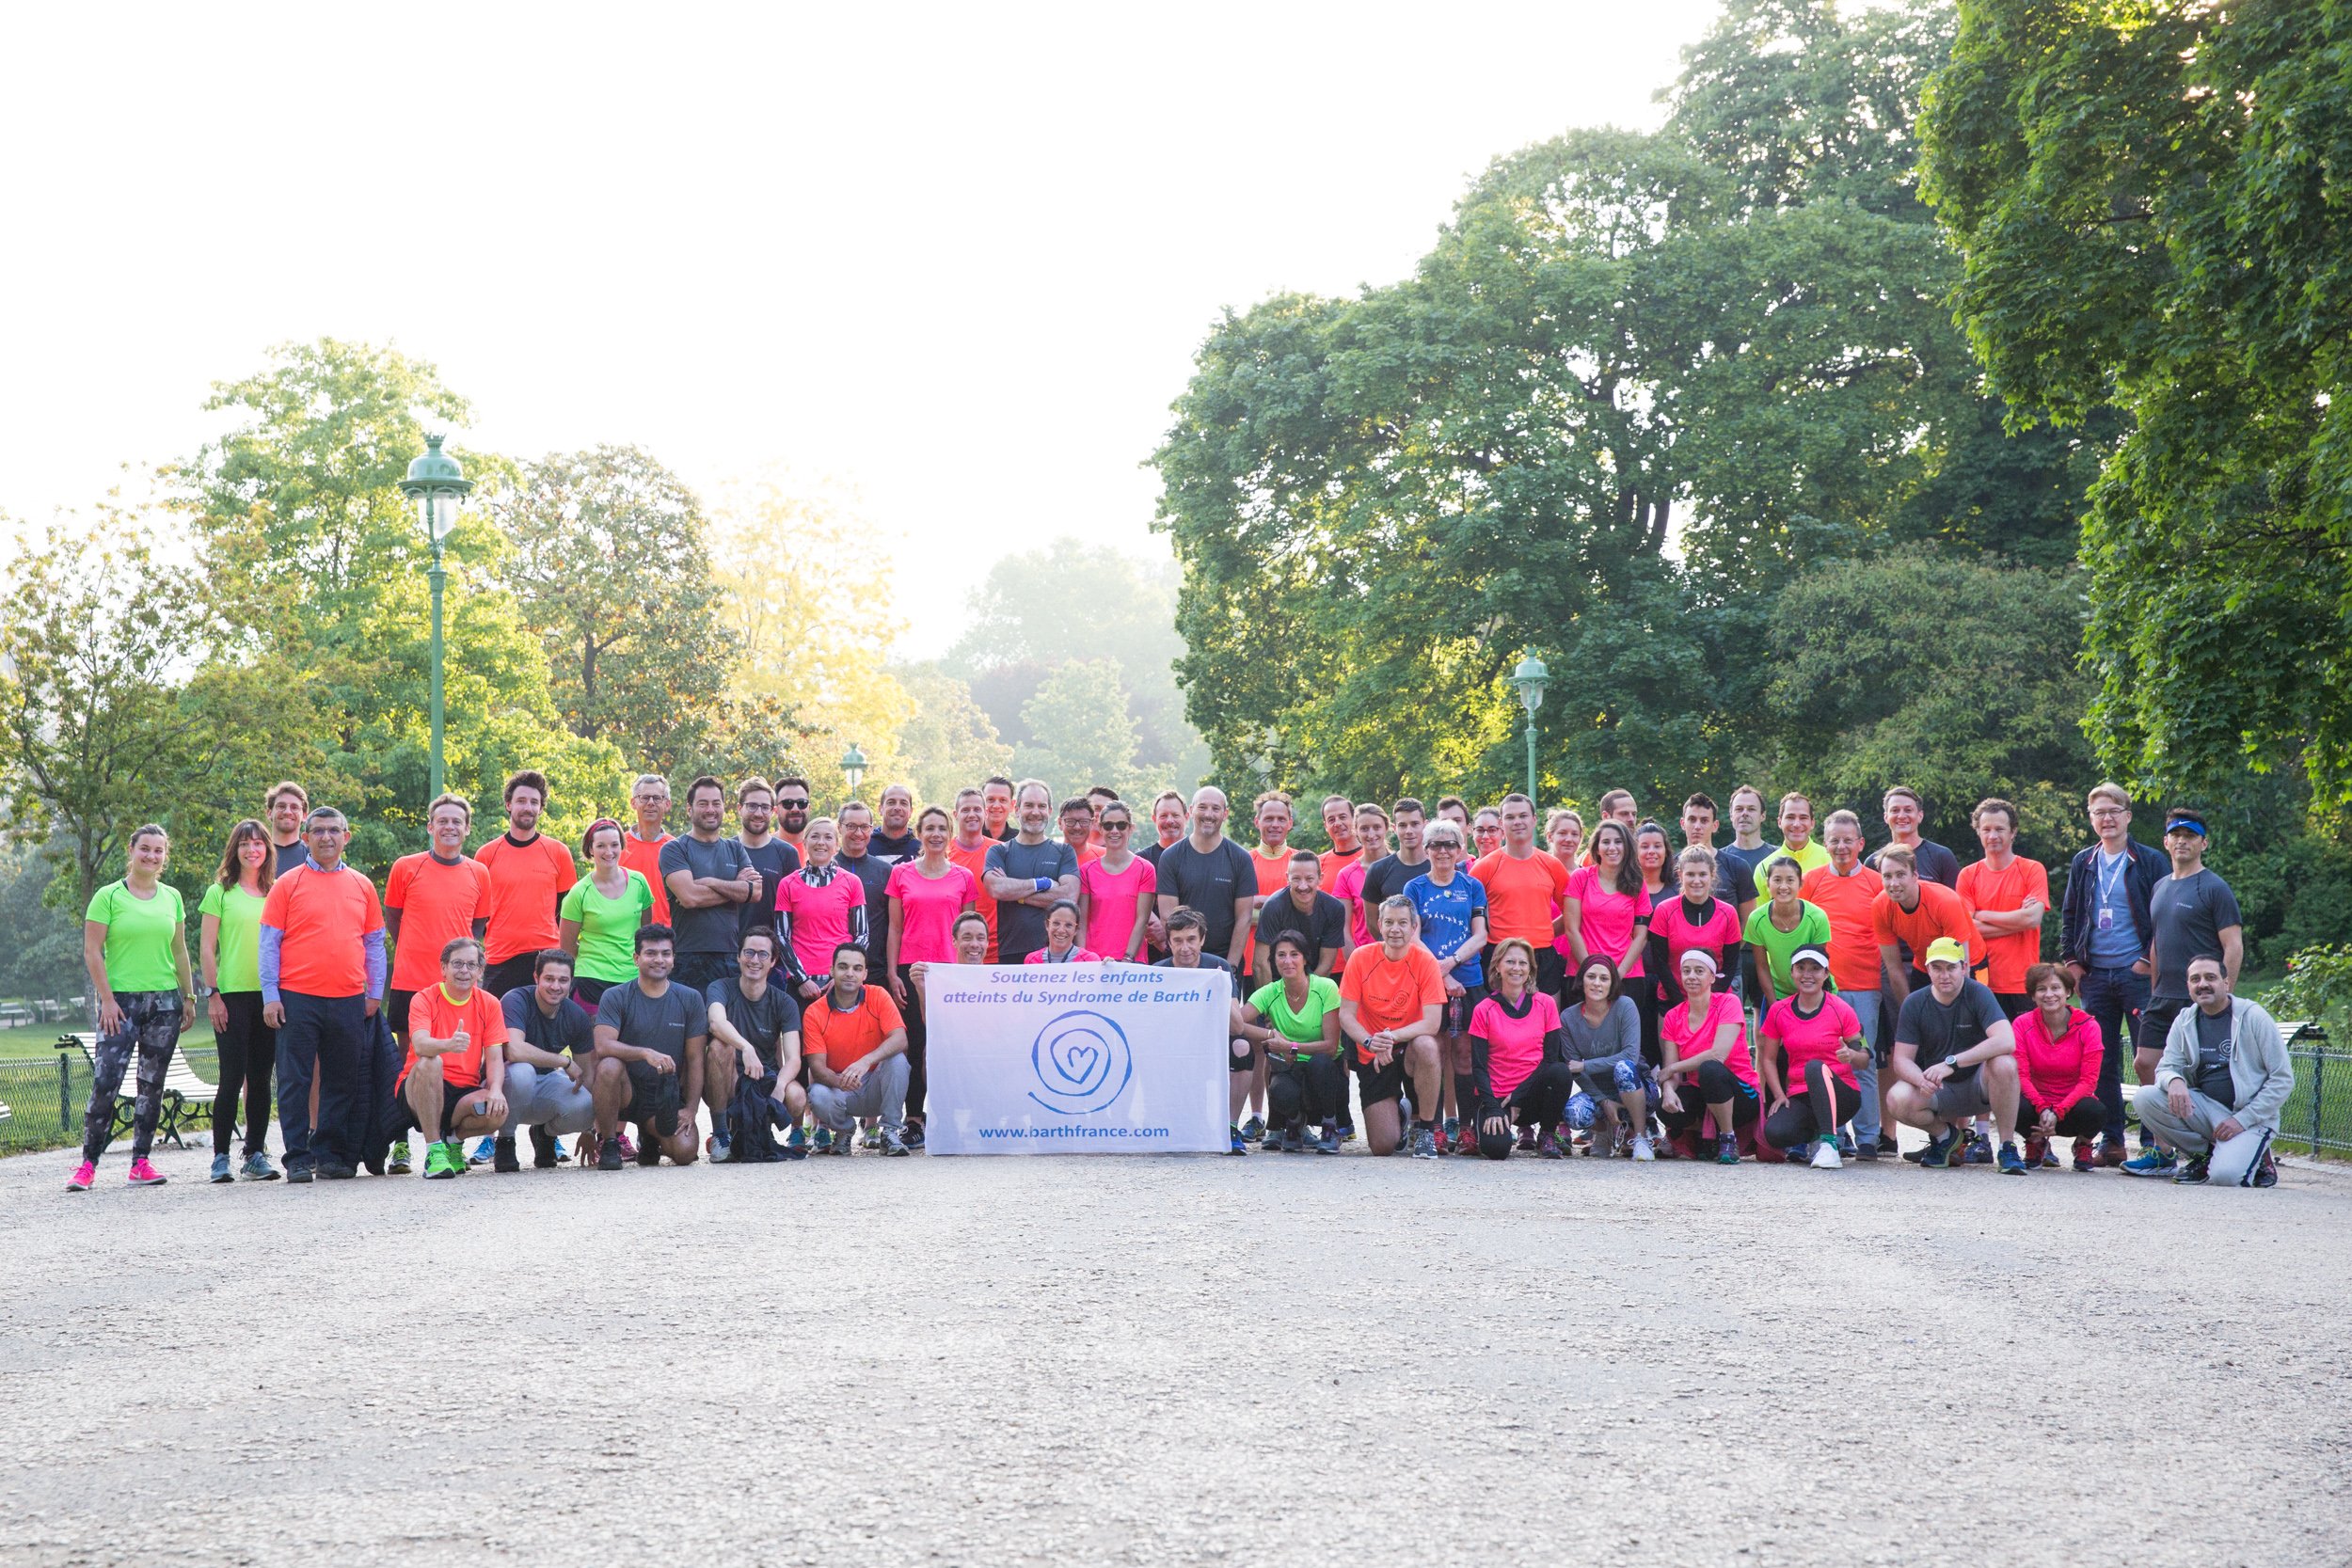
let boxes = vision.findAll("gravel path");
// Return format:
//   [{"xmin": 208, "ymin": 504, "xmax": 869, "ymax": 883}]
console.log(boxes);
[{"xmin": 4, "ymin": 1135, "xmax": 2348, "ymax": 1567}]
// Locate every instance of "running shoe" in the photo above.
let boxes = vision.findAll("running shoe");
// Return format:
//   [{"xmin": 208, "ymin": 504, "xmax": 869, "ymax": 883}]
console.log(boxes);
[
  {"xmin": 1229, "ymin": 1124, "xmax": 1248, "ymax": 1156},
  {"xmin": 1411, "ymin": 1124, "xmax": 1438, "ymax": 1159},
  {"xmin": 635, "ymin": 1136, "xmax": 661, "ymax": 1167},
  {"xmin": 1630, "ymin": 1135, "xmax": 1656, "ymax": 1163},
  {"xmin": 551, "ymin": 1135, "xmax": 571, "ymax": 1164},
  {"xmin": 1851, "ymin": 1136, "xmax": 1881, "ymax": 1162},
  {"xmin": 2120, "ymin": 1148, "xmax": 2176, "ymax": 1178},
  {"xmin": 67, "ymin": 1160, "xmax": 95, "ymax": 1193},
  {"xmin": 2253, "ymin": 1151, "xmax": 2279, "ymax": 1188},
  {"xmin": 285, "ymin": 1165, "xmax": 313, "ymax": 1184},
  {"xmin": 387, "ymin": 1139, "xmax": 412, "ymax": 1175},
  {"xmin": 1714, "ymin": 1134, "xmax": 1739, "ymax": 1165},
  {"xmin": 1918, "ymin": 1130, "xmax": 1963, "ymax": 1169},
  {"xmin": 531, "ymin": 1126, "xmax": 560, "ymax": 1169},
  {"xmin": 1241, "ymin": 1115, "xmax": 1266, "ymax": 1145},
  {"xmin": 240, "ymin": 1150, "xmax": 280, "ymax": 1181},
  {"xmin": 210, "ymin": 1153, "xmax": 234, "ymax": 1183},
  {"xmin": 1441, "ymin": 1116, "xmax": 1461, "ymax": 1151},
  {"xmin": 127, "ymin": 1157, "xmax": 166, "ymax": 1185},
  {"xmin": 1835, "ymin": 1131, "xmax": 1857, "ymax": 1160},
  {"xmin": 468, "ymin": 1135, "xmax": 497, "ymax": 1166},
  {"xmin": 1809, "ymin": 1138, "xmax": 1843, "ymax": 1171},
  {"xmin": 1432, "ymin": 1122, "xmax": 1454, "ymax": 1156},
  {"xmin": 1314, "ymin": 1123, "xmax": 1340, "ymax": 1155},
  {"xmin": 2022, "ymin": 1134, "xmax": 2050, "ymax": 1169},
  {"xmin": 493, "ymin": 1138, "xmax": 520, "ymax": 1174},
  {"xmin": 813, "ymin": 1126, "xmax": 834, "ymax": 1155},
  {"xmin": 2098, "ymin": 1137, "xmax": 2129, "ymax": 1168},
  {"xmin": 903, "ymin": 1120, "xmax": 926, "ymax": 1149},
  {"xmin": 1902, "ymin": 1143, "xmax": 1927, "ymax": 1163},
  {"xmin": 861, "ymin": 1122, "xmax": 883, "ymax": 1150},
  {"xmin": 1338, "ymin": 1120, "xmax": 1357, "ymax": 1143},
  {"xmin": 2072, "ymin": 1138, "xmax": 2096, "ymax": 1173},
  {"xmin": 881, "ymin": 1128, "xmax": 911, "ymax": 1156},
  {"xmin": 1877, "ymin": 1133, "xmax": 1901, "ymax": 1160},
  {"xmin": 317, "ymin": 1163, "xmax": 358, "ymax": 1180},
  {"xmin": 709, "ymin": 1128, "xmax": 733, "ymax": 1164},
  {"xmin": 1964, "ymin": 1132, "xmax": 1994, "ymax": 1165},
  {"xmin": 785, "ymin": 1123, "xmax": 808, "ymax": 1159},
  {"xmin": 1535, "ymin": 1131, "xmax": 1565, "ymax": 1159},
  {"xmin": 423, "ymin": 1142, "xmax": 458, "ymax": 1180},
  {"xmin": 1516, "ymin": 1123, "xmax": 1538, "ymax": 1153},
  {"xmin": 597, "ymin": 1137, "xmax": 626, "ymax": 1172},
  {"xmin": 2172, "ymin": 1154, "xmax": 2211, "ymax": 1184},
  {"xmin": 1996, "ymin": 1141, "xmax": 2027, "ymax": 1175},
  {"xmin": 614, "ymin": 1129, "xmax": 638, "ymax": 1160}
]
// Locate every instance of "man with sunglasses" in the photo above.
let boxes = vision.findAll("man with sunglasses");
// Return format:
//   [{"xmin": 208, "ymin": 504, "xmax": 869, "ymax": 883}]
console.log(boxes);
[
  {"xmin": 772, "ymin": 774, "xmax": 814, "ymax": 861},
  {"xmin": 701, "ymin": 927, "xmax": 805, "ymax": 1163}
]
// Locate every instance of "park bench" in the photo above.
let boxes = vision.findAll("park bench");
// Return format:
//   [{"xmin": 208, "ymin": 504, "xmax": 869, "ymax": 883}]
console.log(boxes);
[
  {"xmin": 0, "ymin": 1004, "xmax": 31, "ymax": 1027},
  {"xmin": 55, "ymin": 1032, "xmax": 215, "ymax": 1150}
]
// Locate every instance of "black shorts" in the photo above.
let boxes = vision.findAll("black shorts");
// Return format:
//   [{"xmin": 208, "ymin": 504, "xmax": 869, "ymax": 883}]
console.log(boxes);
[
  {"xmin": 1994, "ymin": 991, "xmax": 2031, "ymax": 1021},
  {"xmin": 672, "ymin": 953, "xmax": 738, "ymax": 995},
  {"xmin": 405, "ymin": 1069, "xmax": 488, "ymax": 1138},
  {"xmin": 1534, "ymin": 947, "xmax": 1567, "ymax": 1001},
  {"xmin": 1352, "ymin": 1051, "xmax": 1407, "ymax": 1107},
  {"xmin": 572, "ymin": 974, "xmax": 618, "ymax": 1012},
  {"xmin": 1442, "ymin": 982, "xmax": 1489, "ymax": 1035},
  {"xmin": 386, "ymin": 988, "xmax": 419, "ymax": 1042},
  {"xmin": 2137, "ymin": 997, "xmax": 2187, "ymax": 1057},
  {"xmin": 623, "ymin": 1063, "xmax": 682, "ymax": 1136},
  {"xmin": 483, "ymin": 954, "xmax": 538, "ymax": 999}
]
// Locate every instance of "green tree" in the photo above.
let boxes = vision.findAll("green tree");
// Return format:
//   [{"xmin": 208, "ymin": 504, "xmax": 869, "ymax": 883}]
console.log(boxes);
[
  {"xmin": 0, "ymin": 512, "xmax": 209, "ymax": 911},
  {"xmin": 493, "ymin": 445, "xmax": 728, "ymax": 770},
  {"xmin": 890, "ymin": 662, "xmax": 1011, "ymax": 809},
  {"xmin": 1014, "ymin": 660, "xmax": 1146, "ymax": 799},
  {"xmin": 1918, "ymin": 0, "xmax": 2352, "ymax": 816},
  {"xmin": 0, "ymin": 841, "xmax": 86, "ymax": 1000}
]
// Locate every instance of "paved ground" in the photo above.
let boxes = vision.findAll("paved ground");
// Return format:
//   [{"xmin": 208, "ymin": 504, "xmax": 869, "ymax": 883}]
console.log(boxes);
[{"xmin": 4, "ymin": 1134, "xmax": 2349, "ymax": 1568}]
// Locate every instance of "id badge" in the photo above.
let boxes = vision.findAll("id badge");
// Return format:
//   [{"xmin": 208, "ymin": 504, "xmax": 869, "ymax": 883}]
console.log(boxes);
[{"xmin": 2098, "ymin": 908, "xmax": 2114, "ymax": 930}]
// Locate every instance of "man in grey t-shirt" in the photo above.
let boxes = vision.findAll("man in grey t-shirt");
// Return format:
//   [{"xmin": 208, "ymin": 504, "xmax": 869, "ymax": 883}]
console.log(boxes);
[
  {"xmin": 2132, "ymin": 808, "xmax": 2243, "ymax": 1162},
  {"xmin": 588, "ymin": 926, "xmax": 707, "ymax": 1169},
  {"xmin": 660, "ymin": 775, "xmax": 760, "ymax": 994},
  {"xmin": 982, "ymin": 781, "xmax": 1079, "ymax": 964}
]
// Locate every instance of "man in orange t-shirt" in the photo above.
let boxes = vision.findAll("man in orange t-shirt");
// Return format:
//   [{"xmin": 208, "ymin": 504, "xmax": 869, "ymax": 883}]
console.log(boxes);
[
  {"xmin": 1799, "ymin": 809, "xmax": 1887, "ymax": 1153},
  {"xmin": 1472, "ymin": 793, "xmax": 1572, "ymax": 998},
  {"xmin": 1339, "ymin": 896, "xmax": 1447, "ymax": 1159},
  {"xmin": 619, "ymin": 773, "xmax": 675, "ymax": 926},
  {"xmin": 1871, "ymin": 846, "xmax": 1978, "ymax": 1019},
  {"xmin": 258, "ymin": 806, "xmax": 386, "ymax": 1180},
  {"xmin": 802, "ymin": 944, "xmax": 912, "ymax": 1153},
  {"xmin": 1955, "ymin": 797, "xmax": 2051, "ymax": 1016},
  {"xmin": 947, "ymin": 787, "xmax": 1001, "ymax": 962},
  {"xmin": 398, "ymin": 938, "xmax": 510, "ymax": 1178},
  {"xmin": 1315, "ymin": 795, "xmax": 1361, "ymax": 891},
  {"xmin": 385, "ymin": 793, "xmax": 495, "ymax": 1044},
  {"xmin": 473, "ymin": 769, "xmax": 579, "ymax": 996}
]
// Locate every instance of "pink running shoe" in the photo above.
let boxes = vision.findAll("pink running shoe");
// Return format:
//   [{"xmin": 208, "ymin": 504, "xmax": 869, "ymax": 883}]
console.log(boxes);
[
  {"xmin": 614, "ymin": 1129, "xmax": 638, "ymax": 1161},
  {"xmin": 126, "ymin": 1158, "xmax": 167, "ymax": 1186},
  {"xmin": 67, "ymin": 1161, "xmax": 95, "ymax": 1192}
]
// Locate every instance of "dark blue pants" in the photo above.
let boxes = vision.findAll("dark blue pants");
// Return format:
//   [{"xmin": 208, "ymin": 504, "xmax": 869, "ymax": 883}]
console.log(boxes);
[
  {"xmin": 2077, "ymin": 964, "xmax": 2148, "ymax": 1144},
  {"xmin": 276, "ymin": 990, "xmax": 368, "ymax": 1173}
]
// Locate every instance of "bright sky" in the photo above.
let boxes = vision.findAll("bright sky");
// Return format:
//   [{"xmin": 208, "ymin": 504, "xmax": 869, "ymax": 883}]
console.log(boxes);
[{"xmin": 1, "ymin": 1, "xmax": 1721, "ymax": 656}]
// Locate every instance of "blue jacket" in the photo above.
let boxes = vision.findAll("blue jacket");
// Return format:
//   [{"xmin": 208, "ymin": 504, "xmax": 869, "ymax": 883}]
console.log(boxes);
[{"xmin": 2058, "ymin": 840, "xmax": 2169, "ymax": 968}]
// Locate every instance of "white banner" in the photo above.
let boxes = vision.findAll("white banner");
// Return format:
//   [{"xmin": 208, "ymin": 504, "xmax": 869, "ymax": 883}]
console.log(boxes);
[{"xmin": 924, "ymin": 963, "xmax": 1229, "ymax": 1154}]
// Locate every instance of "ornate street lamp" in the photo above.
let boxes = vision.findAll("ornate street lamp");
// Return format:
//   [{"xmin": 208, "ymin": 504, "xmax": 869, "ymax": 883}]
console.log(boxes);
[
  {"xmin": 838, "ymin": 742, "xmax": 868, "ymax": 800},
  {"xmin": 400, "ymin": 435, "xmax": 471, "ymax": 800},
  {"xmin": 1507, "ymin": 651, "xmax": 1549, "ymax": 801}
]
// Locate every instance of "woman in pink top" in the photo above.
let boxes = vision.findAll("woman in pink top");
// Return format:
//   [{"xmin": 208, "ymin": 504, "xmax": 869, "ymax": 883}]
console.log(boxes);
[
  {"xmin": 1565, "ymin": 822, "xmax": 1654, "ymax": 997},
  {"xmin": 1335, "ymin": 802, "xmax": 1390, "ymax": 947},
  {"xmin": 2012, "ymin": 962, "xmax": 2106, "ymax": 1170},
  {"xmin": 774, "ymin": 817, "xmax": 869, "ymax": 1002},
  {"xmin": 1544, "ymin": 809, "xmax": 1586, "ymax": 970},
  {"xmin": 1757, "ymin": 946, "xmax": 1869, "ymax": 1169},
  {"xmin": 1024, "ymin": 901, "xmax": 1100, "ymax": 965},
  {"xmin": 1076, "ymin": 802, "xmax": 1155, "ymax": 960},
  {"xmin": 1465, "ymin": 939, "xmax": 1577, "ymax": 1160},
  {"xmin": 886, "ymin": 806, "xmax": 978, "ymax": 1005},
  {"xmin": 1654, "ymin": 948, "xmax": 1758, "ymax": 1164}
]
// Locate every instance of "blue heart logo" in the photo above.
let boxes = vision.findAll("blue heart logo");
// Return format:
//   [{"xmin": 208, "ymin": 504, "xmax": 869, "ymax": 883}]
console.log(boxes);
[{"xmin": 1029, "ymin": 1009, "xmax": 1133, "ymax": 1116}]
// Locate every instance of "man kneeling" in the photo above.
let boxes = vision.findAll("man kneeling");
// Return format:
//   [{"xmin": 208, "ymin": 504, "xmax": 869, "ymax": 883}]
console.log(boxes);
[
  {"xmin": 589, "ymin": 924, "xmax": 706, "ymax": 1170},
  {"xmin": 400, "ymin": 938, "xmax": 510, "ymax": 1180},
  {"xmin": 1339, "ymin": 896, "xmax": 1447, "ymax": 1158},
  {"xmin": 1884, "ymin": 937, "xmax": 2026, "ymax": 1173},
  {"xmin": 802, "ymin": 943, "xmax": 912, "ymax": 1155},
  {"xmin": 494, "ymin": 949, "xmax": 598, "ymax": 1171},
  {"xmin": 2128, "ymin": 955, "xmax": 2291, "ymax": 1186},
  {"xmin": 704, "ymin": 927, "xmax": 806, "ymax": 1162}
]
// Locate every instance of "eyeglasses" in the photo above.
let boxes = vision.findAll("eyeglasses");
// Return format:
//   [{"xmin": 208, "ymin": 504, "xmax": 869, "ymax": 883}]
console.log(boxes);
[
  {"xmin": 2090, "ymin": 808, "xmax": 2128, "ymax": 819},
  {"xmin": 739, "ymin": 949, "xmax": 772, "ymax": 962}
]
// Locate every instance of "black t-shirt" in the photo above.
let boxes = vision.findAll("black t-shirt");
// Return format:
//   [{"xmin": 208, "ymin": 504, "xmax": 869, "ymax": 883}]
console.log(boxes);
[
  {"xmin": 274, "ymin": 840, "xmax": 310, "ymax": 878},
  {"xmin": 1154, "ymin": 951, "xmax": 1245, "ymax": 1002},
  {"xmin": 2151, "ymin": 869, "xmax": 2243, "ymax": 1001},
  {"xmin": 1155, "ymin": 837, "xmax": 1257, "ymax": 958},
  {"xmin": 1359, "ymin": 852, "xmax": 1429, "ymax": 922},
  {"xmin": 596, "ymin": 979, "xmax": 706, "ymax": 1070},
  {"xmin": 1895, "ymin": 978, "xmax": 2007, "ymax": 1074},
  {"xmin": 834, "ymin": 851, "xmax": 896, "ymax": 957},
  {"xmin": 501, "ymin": 988, "xmax": 595, "ymax": 1059},
  {"xmin": 866, "ymin": 830, "xmax": 920, "ymax": 866},
  {"xmin": 731, "ymin": 836, "xmax": 803, "ymax": 944},
  {"xmin": 984, "ymin": 837, "xmax": 1081, "ymax": 962},
  {"xmin": 2192, "ymin": 1005, "xmax": 2237, "ymax": 1105},
  {"xmin": 1254, "ymin": 890, "xmax": 1349, "ymax": 981},
  {"xmin": 660, "ymin": 835, "xmax": 755, "ymax": 956},
  {"xmin": 708, "ymin": 976, "xmax": 802, "ymax": 1074},
  {"xmin": 1865, "ymin": 838, "xmax": 1963, "ymax": 890}
]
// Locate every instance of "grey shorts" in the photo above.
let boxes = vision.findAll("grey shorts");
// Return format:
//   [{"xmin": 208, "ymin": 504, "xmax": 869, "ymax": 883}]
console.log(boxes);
[{"xmin": 1928, "ymin": 1069, "xmax": 1992, "ymax": 1121}]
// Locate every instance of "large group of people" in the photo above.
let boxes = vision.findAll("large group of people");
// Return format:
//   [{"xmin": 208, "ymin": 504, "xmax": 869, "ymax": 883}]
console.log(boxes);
[{"xmin": 66, "ymin": 768, "xmax": 2294, "ymax": 1190}]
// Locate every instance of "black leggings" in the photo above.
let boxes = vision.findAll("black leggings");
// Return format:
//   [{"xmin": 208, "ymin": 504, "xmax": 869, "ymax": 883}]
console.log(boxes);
[
  {"xmin": 1764, "ymin": 1061, "xmax": 1862, "ymax": 1150},
  {"xmin": 212, "ymin": 990, "xmax": 277, "ymax": 1157},
  {"xmin": 897, "ymin": 964, "xmax": 929, "ymax": 1124},
  {"xmin": 2024, "ymin": 1095, "xmax": 2106, "ymax": 1140},
  {"xmin": 1268, "ymin": 1053, "xmax": 1346, "ymax": 1129},
  {"xmin": 1658, "ymin": 1058, "xmax": 1759, "ymax": 1135},
  {"xmin": 1481, "ymin": 1061, "xmax": 1580, "ymax": 1158}
]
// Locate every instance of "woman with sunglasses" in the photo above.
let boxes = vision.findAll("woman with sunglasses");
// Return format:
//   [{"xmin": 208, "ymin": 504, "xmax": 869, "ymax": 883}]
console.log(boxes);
[{"xmin": 1077, "ymin": 801, "xmax": 1155, "ymax": 961}]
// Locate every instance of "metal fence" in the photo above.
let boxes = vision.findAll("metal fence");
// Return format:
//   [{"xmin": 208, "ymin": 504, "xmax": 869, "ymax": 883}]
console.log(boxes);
[
  {"xmin": 2280, "ymin": 1025, "xmax": 2352, "ymax": 1158},
  {"xmin": 0, "ymin": 1044, "xmax": 232, "ymax": 1156}
]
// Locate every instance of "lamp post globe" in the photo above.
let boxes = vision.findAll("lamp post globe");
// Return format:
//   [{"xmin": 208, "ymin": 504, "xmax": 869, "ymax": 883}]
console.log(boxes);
[
  {"xmin": 399, "ymin": 436, "xmax": 472, "ymax": 800},
  {"xmin": 1506, "ymin": 652, "xmax": 1549, "ymax": 800},
  {"xmin": 838, "ymin": 743, "xmax": 868, "ymax": 801}
]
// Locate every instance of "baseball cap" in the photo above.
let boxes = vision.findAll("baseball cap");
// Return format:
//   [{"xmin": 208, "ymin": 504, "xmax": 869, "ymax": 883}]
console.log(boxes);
[{"xmin": 1923, "ymin": 937, "xmax": 1970, "ymax": 967}]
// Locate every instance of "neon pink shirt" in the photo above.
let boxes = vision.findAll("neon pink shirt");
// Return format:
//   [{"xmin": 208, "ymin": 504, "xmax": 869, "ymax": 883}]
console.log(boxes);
[
  {"xmin": 1567, "ymin": 864, "xmax": 1655, "ymax": 977},
  {"xmin": 1761, "ymin": 994, "xmax": 1861, "ymax": 1092},
  {"xmin": 1078, "ymin": 854, "xmax": 1156, "ymax": 960},
  {"xmin": 1468, "ymin": 989, "xmax": 1560, "ymax": 1101},
  {"xmin": 2013, "ymin": 1005, "xmax": 2103, "ymax": 1111},
  {"xmin": 1025, "ymin": 945, "xmax": 1103, "ymax": 964},
  {"xmin": 776, "ymin": 868, "xmax": 866, "ymax": 980},
  {"xmin": 885, "ymin": 861, "xmax": 977, "ymax": 966},
  {"xmin": 1661, "ymin": 989, "xmax": 1756, "ymax": 1088},
  {"xmin": 1649, "ymin": 895, "xmax": 1743, "ymax": 1003},
  {"xmin": 1335, "ymin": 860, "xmax": 1373, "ymax": 947}
]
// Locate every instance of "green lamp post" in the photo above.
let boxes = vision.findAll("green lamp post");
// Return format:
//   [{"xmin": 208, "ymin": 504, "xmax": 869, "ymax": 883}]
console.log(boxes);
[
  {"xmin": 838, "ymin": 743, "xmax": 868, "ymax": 801},
  {"xmin": 1507, "ymin": 651, "xmax": 1549, "ymax": 800},
  {"xmin": 400, "ymin": 436, "xmax": 471, "ymax": 800}
]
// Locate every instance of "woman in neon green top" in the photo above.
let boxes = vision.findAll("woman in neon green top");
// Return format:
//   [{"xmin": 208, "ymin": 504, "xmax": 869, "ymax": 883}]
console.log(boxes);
[
  {"xmin": 72, "ymin": 823, "xmax": 196, "ymax": 1191},
  {"xmin": 199, "ymin": 818, "xmax": 280, "ymax": 1182},
  {"xmin": 1744, "ymin": 855, "xmax": 1835, "ymax": 1008},
  {"xmin": 1236, "ymin": 931, "xmax": 1345, "ymax": 1153},
  {"xmin": 559, "ymin": 817, "xmax": 654, "ymax": 1005}
]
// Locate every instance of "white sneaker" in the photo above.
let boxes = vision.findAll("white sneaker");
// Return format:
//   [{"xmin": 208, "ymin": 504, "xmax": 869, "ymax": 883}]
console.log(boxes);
[
  {"xmin": 1629, "ymin": 1136, "xmax": 1654, "ymax": 1163},
  {"xmin": 1809, "ymin": 1139, "xmax": 1843, "ymax": 1170}
]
